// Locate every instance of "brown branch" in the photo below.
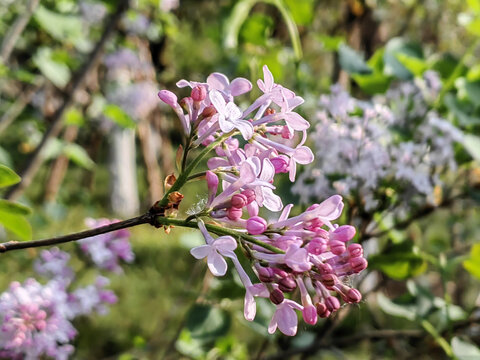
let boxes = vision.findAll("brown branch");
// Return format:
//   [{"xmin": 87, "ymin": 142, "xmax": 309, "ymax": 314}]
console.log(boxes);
[
  {"xmin": 0, "ymin": 212, "xmax": 151, "ymax": 253},
  {"xmin": 4, "ymin": 0, "xmax": 130, "ymax": 201},
  {"xmin": 0, "ymin": 0, "xmax": 40, "ymax": 63}
]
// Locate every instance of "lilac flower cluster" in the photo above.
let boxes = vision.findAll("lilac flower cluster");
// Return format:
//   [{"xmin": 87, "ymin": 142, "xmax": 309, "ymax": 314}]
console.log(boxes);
[
  {"xmin": 0, "ymin": 218, "xmax": 132, "ymax": 358},
  {"xmin": 294, "ymin": 71, "xmax": 463, "ymax": 211},
  {"xmin": 158, "ymin": 66, "xmax": 367, "ymax": 336}
]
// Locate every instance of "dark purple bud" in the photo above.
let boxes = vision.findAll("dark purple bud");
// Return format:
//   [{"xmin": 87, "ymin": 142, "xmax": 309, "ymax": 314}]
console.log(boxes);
[
  {"xmin": 231, "ymin": 193, "xmax": 248, "ymax": 208},
  {"xmin": 269, "ymin": 289, "xmax": 284, "ymax": 305},
  {"xmin": 316, "ymin": 303, "xmax": 330, "ymax": 318},
  {"xmin": 201, "ymin": 105, "xmax": 216, "ymax": 118},
  {"xmin": 270, "ymin": 155, "xmax": 289, "ymax": 173},
  {"xmin": 321, "ymin": 273, "xmax": 337, "ymax": 287},
  {"xmin": 272, "ymin": 268, "xmax": 288, "ymax": 279},
  {"xmin": 346, "ymin": 288, "xmax": 362, "ymax": 303},
  {"xmin": 257, "ymin": 266, "xmax": 274, "ymax": 283},
  {"xmin": 278, "ymin": 277, "xmax": 297, "ymax": 292},
  {"xmin": 325, "ymin": 296, "xmax": 341, "ymax": 312}
]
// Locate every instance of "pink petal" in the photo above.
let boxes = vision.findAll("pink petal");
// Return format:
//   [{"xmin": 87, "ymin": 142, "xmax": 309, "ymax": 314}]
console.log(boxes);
[
  {"xmin": 209, "ymin": 90, "xmax": 226, "ymax": 113},
  {"xmin": 260, "ymin": 158, "xmax": 275, "ymax": 182},
  {"xmin": 262, "ymin": 187, "xmax": 283, "ymax": 212},
  {"xmin": 176, "ymin": 79, "xmax": 192, "ymax": 88},
  {"xmin": 278, "ymin": 204, "xmax": 294, "ymax": 222},
  {"xmin": 276, "ymin": 304, "xmax": 298, "ymax": 336},
  {"xmin": 268, "ymin": 312, "xmax": 279, "ymax": 334},
  {"xmin": 262, "ymin": 65, "xmax": 274, "ymax": 91},
  {"xmin": 190, "ymin": 245, "xmax": 211, "ymax": 259},
  {"xmin": 285, "ymin": 113, "xmax": 309, "ymax": 131},
  {"xmin": 207, "ymin": 157, "xmax": 230, "ymax": 169},
  {"xmin": 207, "ymin": 72, "xmax": 230, "ymax": 92},
  {"xmin": 244, "ymin": 291, "xmax": 256, "ymax": 321},
  {"xmin": 240, "ymin": 161, "xmax": 258, "ymax": 184},
  {"xmin": 207, "ymin": 252, "xmax": 228, "ymax": 276},
  {"xmin": 230, "ymin": 78, "xmax": 252, "ymax": 96},
  {"xmin": 218, "ymin": 114, "xmax": 235, "ymax": 133},
  {"xmin": 157, "ymin": 90, "xmax": 178, "ymax": 108},
  {"xmin": 315, "ymin": 195, "xmax": 344, "ymax": 220},
  {"xmin": 292, "ymin": 146, "xmax": 314, "ymax": 164},
  {"xmin": 214, "ymin": 236, "xmax": 237, "ymax": 252},
  {"xmin": 234, "ymin": 119, "xmax": 254, "ymax": 140}
]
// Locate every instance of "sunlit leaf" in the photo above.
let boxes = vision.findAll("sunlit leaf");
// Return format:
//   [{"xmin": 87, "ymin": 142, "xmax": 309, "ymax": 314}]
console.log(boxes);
[
  {"xmin": 377, "ymin": 293, "xmax": 416, "ymax": 321},
  {"xmin": 352, "ymin": 72, "xmax": 392, "ymax": 94},
  {"xmin": 452, "ymin": 337, "xmax": 480, "ymax": 360},
  {"xmin": 0, "ymin": 199, "xmax": 31, "ymax": 216},
  {"xmin": 338, "ymin": 44, "xmax": 372, "ymax": 75},
  {"xmin": 396, "ymin": 53, "xmax": 427, "ymax": 76},
  {"xmin": 33, "ymin": 47, "xmax": 71, "ymax": 88},
  {"xmin": 0, "ymin": 164, "xmax": 21, "ymax": 188},
  {"xmin": 463, "ymin": 243, "xmax": 480, "ymax": 279},
  {"xmin": 383, "ymin": 37, "xmax": 423, "ymax": 79},
  {"xmin": 103, "ymin": 104, "xmax": 137, "ymax": 129},
  {"xmin": 0, "ymin": 211, "xmax": 32, "ymax": 241},
  {"xmin": 463, "ymin": 134, "xmax": 480, "ymax": 162},
  {"xmin": 63, "ymin": 144, "xmax": 95, "ymax": 170}
]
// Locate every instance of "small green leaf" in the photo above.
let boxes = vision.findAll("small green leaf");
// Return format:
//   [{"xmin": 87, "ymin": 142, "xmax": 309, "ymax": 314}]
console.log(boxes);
[
  {"xmin": 352, "ymin": 73, "xmax": 392, "ymax": 95},
  {"xmin": 377, "ymin": 293, "xmax": 416, "ymax": 321},
  {"xmin": 463, "ymin": 134, "xmax": 480, "ymax": 162},
  {"xmin": 467, "ymin": 0, "xmax": 480, "ymax": 13},
  {"xmin": 33, "ymin": 47, "xmax": 71, "ymax": 88},
  {"xmin": 396, "ymin": 53, "xmax": 427, "ymax": 76},
  {"xmin": 338, "ymin": 44, "xmax": 372, "ymax": 75},
  {"xmin": 383, "ymin": 37, "xmax": 423, "ymax": 80},
  {"xmin": 463, "ymin": 243, "xmax": 480, "ymax": 279},
  {"xmin": 239, "ymin": 13, "xmax": 274, "ymax": 46},
  {"xmin": 284, "ymin": 0, "xmax": 315, "ymax": 25},
  {"xmin": 464, "ymin": 81, "xmax": 480, "ymax": 107},
  {"xmin": 185, "ymin": 304, "xmax": 231, "ymax": 342},
  {"xmin": 63, "ymin": 144, "xmax": 95, "ymax": 170},
  {"xmin": 317, "ymin": 35, "xmax": 345, "ymax": 51},
  {"xmin": 0, "ymin": 164, "xmax": 21, "ymax": 188},
  {"xmin": 367, "ymin": 48, "xmax": 385, "ymax": 72},
  {"xmin": 64, "ymin": 108, "xmax": 85, "ymax": 126},
  {"xmin": 103, "ymin": 104, "xmax": 137, "ymax": 129},
  {"xmin": 451, "ymin": 337, "xmax": 480, "ymax": 360},
  {"xmin": 0, "ymin": 211, "xmax": 32, "ymax": 241},
  {"xmin": 466, "ymin": 18, "xmax": 480, "ymax": 36},
  {"xmin": 0, "ymin": 199, "xmax": 31, "ymax": 215}
]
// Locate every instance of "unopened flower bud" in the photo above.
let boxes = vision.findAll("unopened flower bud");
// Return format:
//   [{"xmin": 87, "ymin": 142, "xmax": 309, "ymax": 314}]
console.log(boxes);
[
  {"xmin": 231, "ymin": 193, "xmax": 248, "ymax": 208},
  {"xmin": 331, "ymin": 225, "xmax": 356, "ymax": 242},
  {"xmin": 272, "ymin": 268, "xmax": 288, "ymax": 279},
  {"xmin": 201, "ymin": 105, "xmax": 217, "ymax": 118},
  {"xmin": 278, "ymin": 277, "xmax": 297, "ymax": 292},
  {"xmin": 270, "ymin": 155, "xmax": 289, "ymax": 173},
  {"xmin": 281, "ymin": 125, "xmax": 294, "ymax": 139},
  {"xmin": 316, "ymin": 302, "xmax": 330, "ymax": 318},
  {"xmin": 241, "ymin": 189, "xmax": 256, "ymax": 204},
  {"xmin": 158, "ymin": 90, "xmax": 178, "ymax": 108},
  {"xmin": 257, "ymin": 266, "xmax": 274, "ymax": 282},
  {"xmin": 350, "ymin": 257, "xmax": 368, "ymax": 273},
  {"xmin": 346, "ymin": 288, "xmax": 362, "ymax": 303},
  {"xmin": 325, "ymin": 296, "xmax": 340, "ymax": 312},
  {"xmin": 191, "ymin": 85, "xmax": 207, "ymax": 102},
  {"xmin": 329, "ymin": 240, "xmax": 346, "ymax": 255},
  {"xmin": 321, "ymin": 273, "xmax": 337, "ymax": 287},
  {"xmin": 227, "ymin": 206, "xmax": 243, "ymax": 220},
  {"xmin": 269, "ymin": 289, "xmax": 285, "ymax": 305},
  {"xmin": 317, "ymin": 263, "xmax": 333, "ymax": 275},
  {"xmin": 246, "ymin": 216, "xmax": 267, "ymax": 235},
  {"xmin": 302, "ymin": 304, "xmax": 318, "ymax": 325},
  {"xmin": 307, "ymin": 238, "xmax": 327, "ymax": 255},
  {"xmin": 347, "ymin": 243, "xmax": 363, "ymax": 258}
]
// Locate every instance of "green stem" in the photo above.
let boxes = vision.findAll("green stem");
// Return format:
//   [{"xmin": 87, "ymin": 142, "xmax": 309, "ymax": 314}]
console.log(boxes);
[
  {"xmin": 157, "ymin": 131, "xmax": 234, "ymax": 208},
  {"xmin": 155, "ymin": 217, "xmax": 285, "ymax": 254},
  {"xmin": 420, "ymin": 319, "xmax": 453, "ymax": 357}
]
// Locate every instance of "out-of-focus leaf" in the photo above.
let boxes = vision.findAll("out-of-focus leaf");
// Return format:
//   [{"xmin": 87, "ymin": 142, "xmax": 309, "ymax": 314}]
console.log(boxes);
[
  {"xmin": 467, "ymin": 0, "xmax": 480, "ymax": 13},
  {"xmin": 369, "ymin": 242, "xmax": 427, "ymax": 280},
  {"xmin": 175, "ymin": 329, "xmax": 207, "ymax": 358},
  {"xmin": 463, "ymin": 243, "xmax": 480, "ymax": 279},
  {"xmin": 383, "ymin": 37, "xmax": 423, "ymax": 80},
  {"xmin": 185, "ymin": 304, "xmax": 231, "ymax": 342},
  {"xmin": 63, "ymin": 144, "xmax": 95, "ymax": 170},
  {"xmin": 466, "ymin": 18, "xmax": 480, "ymax": 36},
  {"xmin": 464, "ymin": 81, "xmax": 480, "ymax": 107},
  {"xmin": 451, "ymin": 337, "xmax": 480, "ymax": 360},
  {"xmin": 377, "ymin": 293, "xmax": 416, "ymax": 321},
  {"xmin": 64, "ymin": 108, "xmax": 85, "ymax": 126},
  {"xmin": 338, "ymin": 44, "xmax": 372, "ymax": 75},
  {"xmin": 0, "ymin": 147, "xmax": 12, "ymax": 168},
  {"xmin": 239, "ymin": 13, "xmax": 273, "ymax": 46},
  {"xmin": 103, "ymin": 104, "xmax": 137, "ymax": 129},
  {"xmin": 284, "ymin": 0, "xmax": 315, "ymax": 25},
  {"xmin": 467, "ymin": 64, "xmax": 480, "ymax": 81},
  {"xmin": 33, "ymin": 47, "xmax": 71, "ymax": 88},
  {"xmin": 224, "ymin": 0, "xmax": 258, "ymax": 50},
  {"xmin": 444, "ymin": 94, "xmax": 480, "ymax": 126},
  {"xmin": 352, "ymin": 73, "xmax": 392, "ymax": 94},
  {"xmin": 0, "ymin": 211, "xmax": 31, "ymax": 241},
  {"xmin": 396, "ymin": 53, "xmax": 427, "ymax": 76},
  {"xmin": 431, "ymin": 53, "xmax": 462, "ymax": 79},
  {"xmin": 463, "ymin": 134, "xmax": 480, "ymax": 162},
  {"xmin": 367, "ymin": 48, "xmax": 385, "ymax": 72},
  {"xmin": 317, "ymin": 34, "xmax": 345, "ymax": 51},
  {"xmin": 0, "ymin": 199, "xmax": 31, "ymax": 215},
  {"xmin": 0, "ymin": 164, "xmax": 21, "ymax": 188}
]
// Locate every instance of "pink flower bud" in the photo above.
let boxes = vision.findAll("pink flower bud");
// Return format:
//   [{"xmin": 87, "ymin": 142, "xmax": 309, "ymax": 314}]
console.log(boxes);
[
  {"xmin": 302, "ymin": 304, "xmax": 318, "ymax": 325},
  {"xmin": 257, "ymin": 266, "xmax": 274, "ymax": 282},
  {"xmin": 321, "ymin": 273, "xmax": 337, "ymax": 287},
  {"xmin": 346, "ymin": 288, "xmax": 362, "ymax": 303},
  {"xmin": 269, "ymin": 289, "xmax": 285, "ymax": 305},
  {"xmin": 272, "ymin": 268, "xmax": 288, "ymax": 279},
  {"xmin": 350, "ymin": 257, "xmax": 368, "ymax": 273},
  {"xmin": 35, "ymin": 320, "xmax": 46, "ymax": 331},
  {"xmin": 325, "ymin": 296, "xmax": 340, "ymax": 312},
  {"xmin": 158, "ymin": 90, "xmax": 178, "ymax": 108},
  {"xmin": 348, "ymin": 243, "xmax": 363, "ymax": 258},
  {"xmin": 281, "ymin": 125, "xmax": 294, "ymax": 139},
  {"xmin": 191, "ymin": 85, "xmax": 207, "ymax": 102},
  {"xmin": 227, "ymin": 206, "xmax": 243, "ymax": 220},
  {"xmin": 241, "ymin": 189, "xmax": 256, "ymax": 204},
  {"xmin": 329, "ymin": 240, "xmax": 346, "ymax": 255},
  {"xmin": 317, "ymin": 263, "xmax": 333, "ymax": 275},
  {"xmin": 278, "ymin": 277, "xmax": 297, "ymax": 292},
  {"xmin": 246, "ymin": 216, "xmax": 267, "ymax": 235},
  {"xmin": 316, "ymin": 303, "xmax": 330, "ymax": 318},
  {"xmin": 231, "ymin": 193, "xmax": 248, "ymax": 208},
  {"xmin": 331, "ymin": 225, "xmax": 356, "ymax": 242},
  {"xmin": 206, "ymin": 171, "xmax": 218, "ymax": 190},
  {"xmin": 307, "ymin": 238, "xmax": 328, "ymax": 255},
  {"xmin": 270, "ymin": 155, "xmax": 289, "ymax": 173}
]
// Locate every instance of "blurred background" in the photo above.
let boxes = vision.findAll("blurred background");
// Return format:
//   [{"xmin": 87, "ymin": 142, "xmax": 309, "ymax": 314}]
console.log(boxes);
[{"xmin": 1, "ymin": 0, "xmax": 480, "ymax": 358}]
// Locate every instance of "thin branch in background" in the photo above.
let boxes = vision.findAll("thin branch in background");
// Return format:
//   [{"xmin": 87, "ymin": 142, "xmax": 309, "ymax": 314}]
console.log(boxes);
[
  {"xmin": 4, "ymin": 0, "xmax": 130, "ymax": 201},
  {"xmin": 0, "ymin": 0, "xmax": 40, "ymax": 63}
]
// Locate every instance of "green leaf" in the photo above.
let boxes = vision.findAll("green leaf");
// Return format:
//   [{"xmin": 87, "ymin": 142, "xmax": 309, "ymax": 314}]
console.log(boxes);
[
  {"xmin": 103, "ymin": 104, "xmax": 137, "ymax": 129},
  {"xmin": 0, "ymin": 211, "xmax": 32, "ymax": 241},
  {"xmin": 0, "ymin": 199, "xmax": 31, "ymax": 215},
  {"xmin": 377, "ymin": 293, "xmax": 416, "ymax": 321},
  {"xmin": 451, "ymin": 337, "xmax": 480, "ymax": 360},
  {"xmin": 467, "ymin": 64, "xmax": 480, "ymax": 81},
  {"xmin": 463, "ymin": 243, "xmax": 480, "ymax": 279},
  {"xmin": 352, "ymin": 73, "xmax": 392, "ymax": 95},
  {"xmin": 444, "ymin": 94, "xmax": 480, "ymax": 126},
  {"xmin": 467, "ymin": 0, "xmax": 480, "ymax": 13},
  {"xmin": 338, "ymin": 44, "xmax": 372, "ymax": 75},
  {"xmin": 63, "ymin": 144, "xmax": 95, "ymax": 170},
  {"xmin": 33, "ymin": 47, "xmax": 71, "ymax": 88},
  {"xmin": 185, "ymin": 304, "xmax": 231, "ymax": 342},
  {"xmin": 0, "ymin": 164, "xmax": 21, "ymax": 188},
  {"xmin": 383, "ymin": 37, "xmax": 423, "ymax": 80},
  {"xmin": 367, "ymin": 48, "xmax": 385, "ymax": 72},
  {"xmin": 239, "ymin": 13, "xmax": 274, "ymax": 46},
  {"xmin": 463, "ymin": 134, "xmax": 480, "ymax": 162},
  {"xmin": 64, "ymin": 108, "xmax": 85, "ymax": 126},
  {"xmin": 396, "ymin": 53, "xmax": 427, "ymax": 76},
  {"xmin": 464, "ymin": 81, "xmax": 480, "ymax": 107},
  {"xmin": 284, "ymin": 0, "xmax": 315, "ymax": 25},
  {"xmin": 317, "ymin": 35, "xmax": 345, "ymax": 51},
  {"xmin": 466, "ymin": 18, "xmax": 480, "ymax": 36}
]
